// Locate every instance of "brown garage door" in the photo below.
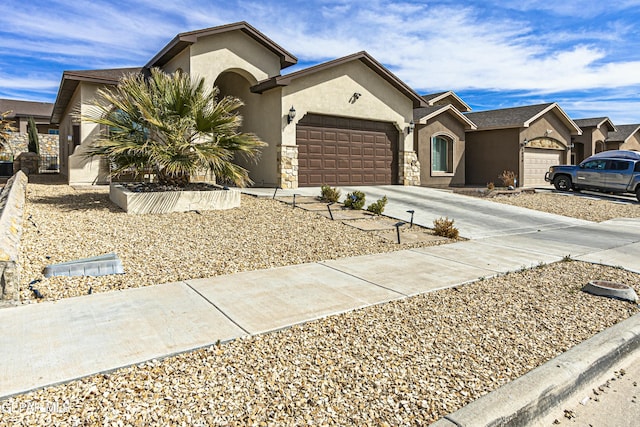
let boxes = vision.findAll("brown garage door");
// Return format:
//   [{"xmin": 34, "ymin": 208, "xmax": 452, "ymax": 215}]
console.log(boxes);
[{"xmin": 297, "ymin": 114, "xmax": 398, "ymax": 186}]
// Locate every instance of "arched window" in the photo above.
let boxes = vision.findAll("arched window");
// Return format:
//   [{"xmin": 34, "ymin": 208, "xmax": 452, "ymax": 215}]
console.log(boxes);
[
  {"xmin": 432, "ymin": 135, "xmax": 453, "ymax": 173},
  {"xmin": 595, "ymin": 141, "xmax": 604, "ymax": 153}
]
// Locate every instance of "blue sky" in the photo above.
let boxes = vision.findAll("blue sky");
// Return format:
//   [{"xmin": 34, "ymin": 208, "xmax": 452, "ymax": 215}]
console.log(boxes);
[{"xmin": 1, "ymin": 0, "xmax": 640, "ymax": 123}]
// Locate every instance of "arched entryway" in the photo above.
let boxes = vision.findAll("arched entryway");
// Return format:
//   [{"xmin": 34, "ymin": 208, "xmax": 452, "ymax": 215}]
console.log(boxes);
[{"xmin": 214, "ymin": 70, "xmax": 272, "ymax": 185}]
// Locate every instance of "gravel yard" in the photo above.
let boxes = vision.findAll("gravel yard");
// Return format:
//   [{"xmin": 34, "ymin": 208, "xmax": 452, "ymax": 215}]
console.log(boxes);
[
  {"xmin": 490, "ymin": 191, "xmax": 640, "ymax": 222},
  {"xmin": 18, "ymin": 183, "xmax": 450, "ymax": 302},
  {"xmin": 3, "ymin": 261, "xmax": 638, "ymax": 426},
  {"xmin": 4, "ymin": 182, "xmax": 640, "ymax": 426}
]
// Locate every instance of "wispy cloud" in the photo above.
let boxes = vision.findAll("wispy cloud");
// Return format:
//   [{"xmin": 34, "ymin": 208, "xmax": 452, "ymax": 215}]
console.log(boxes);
[{"xmin": 0, "ymin": 0, "xmax": 638, "ymax": 122}]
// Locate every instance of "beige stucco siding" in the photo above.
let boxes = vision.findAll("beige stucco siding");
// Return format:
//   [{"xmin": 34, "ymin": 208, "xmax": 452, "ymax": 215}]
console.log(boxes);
[
  {"xmin": 465, "ymin": 128, "xmax": 520, "ymax": 186},
  {"xmin": 281, "ymin": 60, "xmax": 413, "ymax": 151},
  {"xmin": 162, "ymin": 48, "xmax": 191, "ymax": 74},
  {"xmin": 620, "ymin": 133, "xmax": 640, "ymax": 151},
  {"xmin": 215, "ymin": 71, "xmax": 282, "ymax": 186},
  {"xmin": 573, "ymin": 126, "xmax": 608, "ymax": 162},
  {"xmin": 415, "ymin": 112, "xmax": 466, "ymax": 187},
  {"xmin": 190, "ymin": 30, "xmax": 282, "ymax": 86},
  {"xmin": 67, "ymin": 84, "xmax": 110, "ymax": 185},
  {"xmin": 522, "ymin": 114, "xmax": 571, "ymax": 149}
]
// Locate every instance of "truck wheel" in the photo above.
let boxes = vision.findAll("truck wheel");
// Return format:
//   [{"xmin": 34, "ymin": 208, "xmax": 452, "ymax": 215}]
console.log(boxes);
[{"xmin": 553, "ymin": 175, "xmax": 571, "ymax": 191}]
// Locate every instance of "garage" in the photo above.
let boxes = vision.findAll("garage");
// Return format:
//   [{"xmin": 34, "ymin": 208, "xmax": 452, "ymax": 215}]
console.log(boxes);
[
  {"xmin": 297, "ymin": 114, "xmax": 398, "ymax": 186},
  {"xmin": 523, "ymin": 148, "xmax": 563, "ymax": 187}
]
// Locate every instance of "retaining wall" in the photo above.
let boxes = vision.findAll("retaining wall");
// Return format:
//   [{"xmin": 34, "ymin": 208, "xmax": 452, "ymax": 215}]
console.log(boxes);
[{"xmin": 0, "ymin": 171, "xmax": 28, "ymax": 304}]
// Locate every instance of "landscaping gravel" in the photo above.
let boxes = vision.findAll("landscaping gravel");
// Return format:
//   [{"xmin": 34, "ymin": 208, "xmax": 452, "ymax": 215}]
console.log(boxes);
[
  {"xmin": 491, "ymin": 192, "xmax": 640, "ymax": 222},
  {"xmin": 4, "ymin": 182, "xmax": 639, "ymax": 426},
  {"xmin": 2, "ymin": 261, "xmax": 638, "ymax": 426},
  {"xmin": 18, "ymin": 184, "xmax": 450, "ymax": 303}
]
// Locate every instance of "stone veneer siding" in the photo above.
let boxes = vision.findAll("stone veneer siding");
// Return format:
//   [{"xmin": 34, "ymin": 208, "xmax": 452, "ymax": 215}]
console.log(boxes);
[
  {"xmin": 0, "ymin": 133, "xmax": 59, "ymax": 158},
  {"xmin": 401, "ymin": 151, "xmax": 420, "ymax": 186},
  {"xmin": 278, "ymin": 145, "xmax": 298, "ymax": 189}
]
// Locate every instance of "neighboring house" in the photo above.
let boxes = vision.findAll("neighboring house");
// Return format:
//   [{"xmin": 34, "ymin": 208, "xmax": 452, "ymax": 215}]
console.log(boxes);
[
  {"xmin": 0, "ymin": 98, "xmax": 58, "ymax": 135},
  {"xmin": 464, "ymin": 103, "xmax": 582, "ymax": 187},
  {"xmin": 606, "ymin": 124, "xmax": 640, "ymax": 152},
  {"xmin": 572, "ymin": 117, "xmax": 616, "ymax": 163},
  {"xmin": 0, "ymin": 98, "xmax": 59, "ymax": 165},
  {"xmin": 51, "ymin": 22, "xmax": 425, "ymax": 187},
  {"xmin": 413, "ymin": 91, "xmax": 476, "ymax": 187}
]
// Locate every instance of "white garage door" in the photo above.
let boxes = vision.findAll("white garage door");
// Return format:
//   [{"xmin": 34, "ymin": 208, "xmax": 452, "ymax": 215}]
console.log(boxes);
[{"xmin": 523, "ymin": 148, "xmax": 563, "ymax": 187}]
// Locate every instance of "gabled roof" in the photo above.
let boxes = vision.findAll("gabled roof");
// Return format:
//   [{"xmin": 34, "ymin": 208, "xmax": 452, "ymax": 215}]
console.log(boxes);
[
  {"xmin": 51, "ymin": 67, "xmax": 142, "ymax": 124},
  {"xmin": 0, "ymin": 98, "xmax": 53, "ymax": 119},
  {"xmin": 251, "ymin": 51, "xmax": 427, "ymax": 108},
  {"xmin": 413, "ymin": 104, "xmax": 476, "ymax": 130},
  {"xmin": 606, "ymin": 124, "xmax": 640, "ymax": 143},
  {"xmin": 573, "ymin": 117, "xmax": 616, "ymax": 132},
  {"xmin": 421, "ymin": 90, "xmax": 471, "ymax": 112},
  {"xmin": 146, "ymin": 21, "xmax": 297, "ymax": 70},
  {"xmin": 465, "ymin": 102, "xmax": 582, "ymax": 135}
]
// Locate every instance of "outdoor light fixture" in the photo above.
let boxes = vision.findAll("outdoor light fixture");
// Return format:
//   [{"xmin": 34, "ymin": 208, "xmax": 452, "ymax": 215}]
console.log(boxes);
[
  {"xmin": 520, "ymin": 138, "xmax": 529, "ymax": 148},
  {"xmin": 287, "ymin": 106, "xmax": 296, "ymax": 124},
  {"xmin": 326, "ymin": 202, "xmax": 335, "ymax": 220},
  {"xmin": 394, "ymin": 221, "xmax": 405, "ymax": 244},
  {"xmin": 406, "ymin": 210, "xmax": 415, "ymax": 228},
  {"xmin": 273, "ymin": 186, "xmax": 282, "ymax": 199},
  {"xmin": 353, "ymin": 92, "xmax": 361, "ymax": 100},
  {"xmin": 408, "ymin": 120, "xmax": 415, "ymax": 134}
]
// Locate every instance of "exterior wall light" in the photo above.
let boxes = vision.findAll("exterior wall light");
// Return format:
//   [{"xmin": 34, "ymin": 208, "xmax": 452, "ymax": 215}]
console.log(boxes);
[
  {"xmin": 287, "ymin": 106, "xmax": 296, "ymax": 124},
  {"xmin": 408, "ymin": 120, "xmax": 415, "ymax": 134}
]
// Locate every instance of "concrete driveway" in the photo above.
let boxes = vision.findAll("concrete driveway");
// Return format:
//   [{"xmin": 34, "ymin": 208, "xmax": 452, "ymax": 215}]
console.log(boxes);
[{"xmin": 244, "ymin": 185, "xmax": 591, "ymax": 239}]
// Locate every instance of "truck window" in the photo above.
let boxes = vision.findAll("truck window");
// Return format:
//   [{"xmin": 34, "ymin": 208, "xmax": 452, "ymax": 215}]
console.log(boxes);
[
  {"xmin": 635, "ymin": 162, "xmax": 640, "ymax": 172},
  {"xmin": 608, "ymin": 160, "xmax": 631, "ymax": 171},
  {"xmin": 582, "ymin": 160, "xmax": 606, "ymax": 170}
]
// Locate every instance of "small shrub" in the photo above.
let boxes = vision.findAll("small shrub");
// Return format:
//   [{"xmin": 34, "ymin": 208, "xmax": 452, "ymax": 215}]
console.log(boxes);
[
  {"xmin": 344, "ymin": 191, "xmax": 366, "ymax": 210},
  {"xmin": 320, "ymin": 185, "xmax": 341, "ymax": 203},
  {"xmin": 366, "ymin": 195, "xmax": 388, "ymax": 215},
  {"xmin": 433, "ymin": 216, "xmax": 459, "ymax": 239},
  {"xmin": 498, "ymin": 170, "xmax": 516, "ymax": 187},
  {"xmin": 486, "ymin": 182, "xmax": 495, "ymax": 190}
]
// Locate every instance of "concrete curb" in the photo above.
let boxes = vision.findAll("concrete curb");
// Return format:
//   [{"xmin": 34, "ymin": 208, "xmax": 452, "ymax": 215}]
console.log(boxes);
[{"xmin": 430, "ymin": 313, "xmax": 640, "ymax": 427}]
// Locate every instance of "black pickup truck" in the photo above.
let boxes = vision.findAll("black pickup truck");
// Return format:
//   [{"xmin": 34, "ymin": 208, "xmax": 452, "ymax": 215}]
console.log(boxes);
[{"xmin": 544, "ymin": 150, "xmax": 640, "ymax": 202}]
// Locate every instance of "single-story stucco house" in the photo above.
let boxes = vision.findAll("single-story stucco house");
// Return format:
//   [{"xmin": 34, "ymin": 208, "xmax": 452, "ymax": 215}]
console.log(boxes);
[
  {"xmin": 605, "ymin": 124, "xmax": 640, "ymax": 152},
  {"xmin": 51, "ymin": 21, "xmax": 429, "ymax": 188},
  {"xmin": 464, "ymin": 103, "xmax": 582, "ymax": 187},
  {"xmin": 571, "ymin": 117, "xmax": 617, "ymax": 163},
  {"xmin": 413, "ymin": 91, "xmax": 476, "ymax": 187},
  {"xmin": 0, "ymin": 98, "xmax": 58, "ymax": 135}
]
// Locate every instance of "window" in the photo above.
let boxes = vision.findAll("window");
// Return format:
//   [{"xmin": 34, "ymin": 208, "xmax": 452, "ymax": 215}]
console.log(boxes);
[
  {"xmin": 582, "ymin": 159, "xmax": 606, "ymax": 170},
  {"xmin": 608, "ymin": 160, "xmax": 630, "ymax": 171},
  {"xmin": 432, "ymin": 135, "xmax": 453, "ymax": 173}
]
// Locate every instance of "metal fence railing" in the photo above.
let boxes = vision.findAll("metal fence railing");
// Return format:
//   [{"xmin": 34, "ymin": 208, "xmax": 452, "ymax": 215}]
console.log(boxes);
[{"xmin": 39, "ymin": 155, "xmax": 59, "ymax": 174}]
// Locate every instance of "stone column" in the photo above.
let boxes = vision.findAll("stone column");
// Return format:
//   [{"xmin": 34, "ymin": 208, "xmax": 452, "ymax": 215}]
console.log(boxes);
[
  {"xmin": 400, "ymin": 151, "xmax": 421, "ymax": 186},
  {"xmin": 278, "ymin": 144, "xmax": 298, "ymax": 189}
]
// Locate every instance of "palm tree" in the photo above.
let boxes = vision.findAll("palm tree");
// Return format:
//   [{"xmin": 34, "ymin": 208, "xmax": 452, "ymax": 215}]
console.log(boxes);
[{"xmin": 83, "ymin": 68, "xmax": 266, "ymax": 187}]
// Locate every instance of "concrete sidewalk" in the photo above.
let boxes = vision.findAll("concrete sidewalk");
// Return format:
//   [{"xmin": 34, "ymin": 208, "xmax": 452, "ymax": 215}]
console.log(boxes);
[
  {"xmin": 2, "ymin": 217, "xmax": 639, "ymax": 401},
  {"xmin": 0, "ymin": 241, "xmax": 555, "ymax": 398}
]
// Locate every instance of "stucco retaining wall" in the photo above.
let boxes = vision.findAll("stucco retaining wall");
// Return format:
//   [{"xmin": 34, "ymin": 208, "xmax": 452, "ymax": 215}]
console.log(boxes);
[
  {"xmin": 110, "ymin": 184, "xmax": 241, "ymax": 214},
  {"xmin": 0, "ymin": 171, "xmax": 28, "ymax": 304}
]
